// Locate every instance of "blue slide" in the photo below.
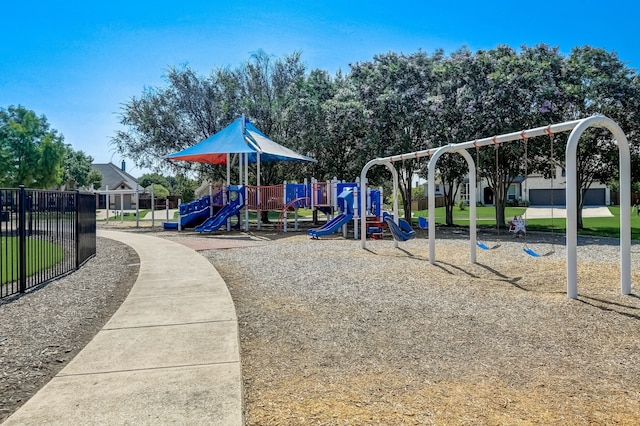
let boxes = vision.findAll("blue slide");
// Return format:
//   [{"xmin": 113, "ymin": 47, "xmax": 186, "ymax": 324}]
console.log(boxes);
[
  {"xmin": 181, "ymin": 207, "xmax": 211, "ymax": 228},
  {"xmin": 308, "ymin": 213, "xmax": 353, "ymax": 239},
  {"xmin": 308, "ymin": 188, "xmax": 355, "ymax": 239},
  {"xmin": 195, "ymin": 202, "xmax": 242, "ymax": 233}
]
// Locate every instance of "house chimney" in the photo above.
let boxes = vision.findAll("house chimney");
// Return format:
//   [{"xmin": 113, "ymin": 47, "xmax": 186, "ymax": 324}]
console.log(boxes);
[{"xmin": 121, "ymin": 160, "xmax": 126, "ymax": 172}]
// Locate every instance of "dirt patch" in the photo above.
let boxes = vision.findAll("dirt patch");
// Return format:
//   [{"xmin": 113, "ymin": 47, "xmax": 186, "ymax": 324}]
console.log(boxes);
[{"xmin": 202, "ymin": 231, "xmax": 640, "ymax": 424}]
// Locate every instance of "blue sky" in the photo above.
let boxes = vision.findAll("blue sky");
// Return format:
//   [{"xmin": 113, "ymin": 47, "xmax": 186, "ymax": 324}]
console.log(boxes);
[{"xmin": 1, "ymin": 1, "xmax": 638, "ymax": 177}]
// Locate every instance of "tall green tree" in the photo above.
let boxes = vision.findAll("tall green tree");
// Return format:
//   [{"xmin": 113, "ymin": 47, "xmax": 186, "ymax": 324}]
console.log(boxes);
[
  {"xmin": 0, "ymin": 105, "xmax": 66, "ymax": 188},
  {"xmin": 62, "ymin": 147, "xmax": 102, "ymax": 190},
  {"xmin": 113, "ymin": 66, "xmax": 238, "ymax": 174},
  {"xmin": 468, "ymin": 45, "xmax": 566, "ymax": 228},
  {"xmin": 559, "ymin": 46, "xmax": 640, "ymax": 228},
  {"xmin": 294, "ymin": 70, "xmax": 367, "ymax": 181},
  {"xmin": 138, "ymin": 172, "xmax": 170, "ymax": 190},
  {"xmin": 350, "ymin": 51, "xmax": 441, "ymax": 221},
  {"xmin": 235, "ymin": 50, "xmax": 310, "ymax": 186},
  {"xmin": 175, "ymin": 174, "xmax": 197, "ymax": 202},
  {"xmin": 428, "ymin": 47, "xmax": 485, "ymax": 225}
]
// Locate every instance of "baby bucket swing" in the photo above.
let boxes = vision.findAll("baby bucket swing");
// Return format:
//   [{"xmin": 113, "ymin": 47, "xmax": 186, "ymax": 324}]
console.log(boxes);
[
  {"xmin": 475, "ymin": 139, "xmax": 501, "ymax": 250},
  {"xmin": 522, "ymin": 127, "xmax": 556, "ymax": 257}
]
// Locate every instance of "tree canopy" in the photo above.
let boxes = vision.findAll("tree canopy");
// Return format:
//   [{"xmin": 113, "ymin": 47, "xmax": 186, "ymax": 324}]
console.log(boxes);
[
  {"xmin": 0, "ymin": 105, "xmax": 67, "ymax": 188},
  {"xmin": 113, "ymin": 45, "xmax": 640, "ymax": 228},
  {"xmin": 62, "ymin": 147, "xmax": 102, "ymax": 190},
  {"xmin": 0, "ymin": 105, "xmax": 105, "ymax": 191}
]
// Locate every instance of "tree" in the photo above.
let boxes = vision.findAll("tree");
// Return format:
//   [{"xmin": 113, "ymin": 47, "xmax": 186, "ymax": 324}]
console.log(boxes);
[
  {"xmin": 234, "ymin": 50, "xmax": 310, "ymax": 187},
  {"xmin": 113, "ymin": 51, "xmax": 313, "ymax": 193},
  {"xmin": 428, "ymin": 47, "xmax": 484, "ymax": 225},
  {"xmin": 559, "ymin": 46, "xmax": 640, "ymax": 228},
  {"xmin": 0, "ymin": 105, "xmax": 66, "ymax": 188},
  {"xmin": 350, "ymin": 51, "xmax": 441, "ymax": 221},
  {"xmin": 175, "ymin": 174, "xmax": 197, "ymax": 203},
  {"xmin": 147, "ymin": 184, "xmax": 169, "ymax": 200},
  {"xmin": 113, "ymin": 65, "xmax": 238, "ymax": 174},
  {"xmin": 466, "ymin": 45, "xmax": 567, "ymax": 228},
  {"xmin": 292, "ymin": 70, "xmax": 368, "ymax": 181},
  {"xmin": 62, "ymin": 147, "xmax": 102, "ymax": 190},
  {"xmin": 138, "ymin": 173, "xmax": 170, "ymax": 190}
]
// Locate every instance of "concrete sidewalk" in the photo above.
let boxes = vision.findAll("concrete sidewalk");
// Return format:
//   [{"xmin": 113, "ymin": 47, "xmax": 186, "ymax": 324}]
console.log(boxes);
[
  {"xmin": 523, "ymin": 206, "xmax": 614, "ymax": 219},
  {"xmin": 3, "ymin": 230, "xmax": 242, "ymax": 425}
]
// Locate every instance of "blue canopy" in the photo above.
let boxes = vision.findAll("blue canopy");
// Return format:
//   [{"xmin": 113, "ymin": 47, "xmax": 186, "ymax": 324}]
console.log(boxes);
[{"xmin": 165, "ymin": 116, "xmax": 316, "ymax": 165}]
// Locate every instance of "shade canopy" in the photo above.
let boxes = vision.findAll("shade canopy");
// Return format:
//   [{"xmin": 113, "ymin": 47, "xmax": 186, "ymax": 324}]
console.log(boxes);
[{"xmin": 165, "ymin": 116, "xmax": 316, "ymax": 165}]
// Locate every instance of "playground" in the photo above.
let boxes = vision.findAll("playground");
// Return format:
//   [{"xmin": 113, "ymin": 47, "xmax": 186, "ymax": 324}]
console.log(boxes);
[
  {"xmin": 159, "ymin": 227, "xmax": 640, "ymax": 424},
  {"xmin": 135, "ymin": 115, "xmax": 638, "ymax": 422}
]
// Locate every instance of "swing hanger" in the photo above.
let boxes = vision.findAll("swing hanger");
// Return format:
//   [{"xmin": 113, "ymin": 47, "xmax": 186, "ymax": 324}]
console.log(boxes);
[{"xmin": 492, "ymin": 135, "xmax": 501, "ymax": 150}]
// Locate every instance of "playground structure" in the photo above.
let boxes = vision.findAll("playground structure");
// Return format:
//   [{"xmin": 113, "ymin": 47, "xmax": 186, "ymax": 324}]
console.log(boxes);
[
  {"xmin": 360, "ymin": 115, "xmax": 631, "ymax": 300},
  {"xmin": 170, "ymin": 178, "xmax": 384, "ymax": 237}
]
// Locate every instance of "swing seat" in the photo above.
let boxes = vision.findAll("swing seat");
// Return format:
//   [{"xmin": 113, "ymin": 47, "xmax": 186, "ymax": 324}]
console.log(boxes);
[
  {"xmin": 477, "ymin": 241, "xmax": 490, "ymax": 250},
  {"xmin": 477, "ymin": 241, "xmax": 500, "ymax": 250},
  {"xmin": 523, "ymin": 246, "xmax": 541, "ymax": 257},
  {"xmin": 384, "ymin": 217, "xmax": 416, "ymax": 242},
  {"xmin": 418, "ymin": 217, "xmax": 429, "ymax": 229}
]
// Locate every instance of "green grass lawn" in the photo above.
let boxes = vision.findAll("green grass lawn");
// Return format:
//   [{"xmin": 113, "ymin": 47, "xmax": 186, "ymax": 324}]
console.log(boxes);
[
  {"xmin": 247, "ymin": 208, "xmax": 313, "ymax": 222},
  {"xmin": 98, "ymin": 209, "xmax": 175, "ymax": 221},
  {"xmin": 412, "ymin": 206, "xmax": 640, "ymax": 240},
  {"xmin": 1, "ymin": 237, "xmax": 64, "ymax": 284}
]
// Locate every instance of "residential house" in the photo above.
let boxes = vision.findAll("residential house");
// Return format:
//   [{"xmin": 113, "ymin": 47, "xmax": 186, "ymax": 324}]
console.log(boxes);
[
  {"xmin": 91, "ymin": 162, "xmax": 140, "ymax": 210},
  {"xmin": 524, "ymin": 165, "xmax": 609, "ymax": 206},
  {"xmin": 447, "ymin": 164, "xmax": 610, "ymax": 206}
]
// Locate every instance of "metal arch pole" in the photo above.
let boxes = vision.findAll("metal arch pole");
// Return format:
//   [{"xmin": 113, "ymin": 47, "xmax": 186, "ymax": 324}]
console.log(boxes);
[
  {"xmin": 389, "ymin": 162, "xmax": 400, "ymax": 249},
  {"xmin": 458, "ymin": 149, "xmax": 477, "ymax": 264},
  {"xmin": 427, "ymin": 144, "xmax": 478, "ymax": 263},
  {"xmin": 359, "ymin": 159, "xmax": 397, "ymax": 249},
  {"xmin": 428, "ymin": 145, "xmax": 453, "ymax": 264},
  {"xmin": 566, "ymin": 115, "xmax": 631, "ymax": 298},
  {"xmin": 611, "ymin": 123, "xmax": 633, "ymax": 295},
  {"xmin": 360, "ymin": 158, "xmax": 380, "ymax": 249}
]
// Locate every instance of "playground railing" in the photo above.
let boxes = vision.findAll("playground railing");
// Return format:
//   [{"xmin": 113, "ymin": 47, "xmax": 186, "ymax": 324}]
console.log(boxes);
[
  {"xmin": 311, "ymin": 181, "xmax": 331, "ymax": 206},
  {"xmin": 246, "ymin": 185, "xmax": 285, "ymax": 211}
]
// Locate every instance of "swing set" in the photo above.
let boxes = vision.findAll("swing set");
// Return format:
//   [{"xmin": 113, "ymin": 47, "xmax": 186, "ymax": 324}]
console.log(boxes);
[
  {"xmin": 359, "ymin": 115, "xmax": 632, "ymax": 299},
  {"xmin": 473, "ymin": 128, "xmax": 559, "ymax": 257}
]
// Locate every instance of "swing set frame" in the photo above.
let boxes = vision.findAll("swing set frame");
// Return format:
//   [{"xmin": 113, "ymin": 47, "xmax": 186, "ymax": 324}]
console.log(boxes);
[{"xmin": 359, "ymin": 115, "xmax": 631, "ymax": 299}]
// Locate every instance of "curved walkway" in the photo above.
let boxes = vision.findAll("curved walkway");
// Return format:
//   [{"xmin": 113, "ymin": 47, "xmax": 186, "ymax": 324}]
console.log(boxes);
[{"xmin": 3, "ymin": 230, "xmax": 242, "ymax": 425}]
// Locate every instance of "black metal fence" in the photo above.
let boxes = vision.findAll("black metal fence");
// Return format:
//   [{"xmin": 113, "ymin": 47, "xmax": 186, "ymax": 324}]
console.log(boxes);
[{"xmin": 0, "ymin": 186, "xmax": 96, "ymax": 299}]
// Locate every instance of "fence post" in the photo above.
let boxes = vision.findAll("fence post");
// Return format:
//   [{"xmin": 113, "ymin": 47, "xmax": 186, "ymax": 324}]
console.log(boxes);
[
  {"xmin": 19, "ymin": 186, "xmax": 26, "ymax": 293},
  {"xmin": 75, "ymin": 190, "xmax": 80, "ymax": 270}
]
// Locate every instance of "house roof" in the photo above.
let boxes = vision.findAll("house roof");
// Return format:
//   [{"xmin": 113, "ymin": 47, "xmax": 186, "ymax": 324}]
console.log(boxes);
[{"xmin": 92, "ymin": 163, "xmax": 139, "ymax": 191}]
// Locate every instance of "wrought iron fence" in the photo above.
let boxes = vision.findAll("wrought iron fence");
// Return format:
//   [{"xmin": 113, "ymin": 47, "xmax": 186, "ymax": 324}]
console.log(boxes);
[{"xmin": 0, "ymin": 186, "xmax": 96, "ymax": 299}]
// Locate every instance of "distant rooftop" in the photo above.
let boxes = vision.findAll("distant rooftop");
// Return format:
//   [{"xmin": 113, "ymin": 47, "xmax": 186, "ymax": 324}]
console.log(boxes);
[{"xmin": 91, "ymin": 162, "xmax": 139, "ymax": 191}]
